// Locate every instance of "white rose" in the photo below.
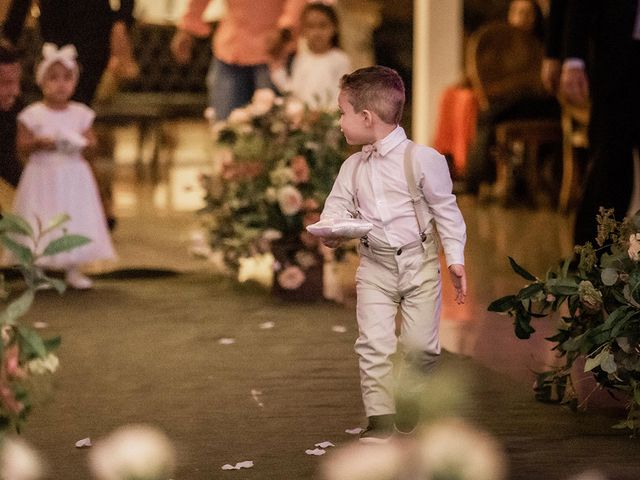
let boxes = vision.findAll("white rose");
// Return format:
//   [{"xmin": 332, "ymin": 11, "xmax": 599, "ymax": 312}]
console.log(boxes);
[
  {"xmin": 227, "ymin": 107, "xmax": 252, "ymax": 125},
  {"xmin": 237, "ymin": 253, "xmax": 274, "ymax": 288},
  {"xmin": 277, "ymin": 185, "xmax": 303, "ymax": 216},
  {"xmin": 251, "ymin": 88, "xmax": 276, "ymax": 115},
  {"xmin": 27, "ymin": 353, "xmax": 59, "ymax": 375},
  {"xmin": 284, "ymin": 97, "xmax": 305, "ymax": 125}
]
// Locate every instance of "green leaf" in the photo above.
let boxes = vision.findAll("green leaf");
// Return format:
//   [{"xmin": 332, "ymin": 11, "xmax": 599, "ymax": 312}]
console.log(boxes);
[
  {"xmin": 0, "ymin": 290, "xmax": 34, "ymax": 325},
  {"xmin": 488, "ymin": 295, "xmax": 518, "ymax": 312},
  {"xmin": 584, "ymin": 348, "xmax": 610, "ymax": 372},
  {"xmin": 508, "ymin": 256, "xmax": 537, "ymax": 281},
  {"xmin": 514, "ymin": 311, "xmax": 535, "ymax": 339},
  {"xmin": 16, "ymin": 326, "xmax": 47, "ymax": 359},
  {"xmin": 0, "ymin": 236, "xmax": 33, "ymax": 264},
  {"xmin": 548, "ymin": 278, "xmax": 579, "ymax": 296},
  {"xmin": 38, "ymin": 276, "xmax": 67, "ymax": 294},
  {"xmin": 0, "ymin": 213, "xmax": 33, "ymax": 236},
  {"xmin": 42, "ymin": 213, "xmax": 70, "ymax": 234},
  {"xmin": 42, "ymin": 234, "xmax": 91, "ymax": 256},
  {"xmin": 43, "ymin": 335, "xmax": 61, "ymax": 352},
  {"xmin": 517, "ymin": 283, "xmax": 545, "ymax": 301}
]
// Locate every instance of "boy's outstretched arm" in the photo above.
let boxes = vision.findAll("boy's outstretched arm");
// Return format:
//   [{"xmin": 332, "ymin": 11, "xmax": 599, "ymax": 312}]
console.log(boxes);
[{"xmin": 448, "ymin": 264, "xmax": 467, "ymax": 304}]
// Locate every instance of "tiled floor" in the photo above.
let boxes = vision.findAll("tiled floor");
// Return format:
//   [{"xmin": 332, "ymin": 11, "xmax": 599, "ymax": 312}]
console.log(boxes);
[{"xmin": 108, "ymin": 118, "xmax": 577, "ymax": 387}]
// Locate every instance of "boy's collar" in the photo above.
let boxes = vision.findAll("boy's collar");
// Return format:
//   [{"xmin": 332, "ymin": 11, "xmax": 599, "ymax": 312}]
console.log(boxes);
[{"xmin": 366, "ymin": 125, "xmax": 406, "ymax": 157}]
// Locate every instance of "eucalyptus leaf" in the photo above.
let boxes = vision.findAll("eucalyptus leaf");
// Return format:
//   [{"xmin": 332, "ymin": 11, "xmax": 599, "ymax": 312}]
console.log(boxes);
[
  {"xmin": 0, "ymin": 236, "xmax": 34, "ymax": 265},
  {"xmin": 17, "ymin": 326, "xmax": 47, "ymax": 359},
  {"xmin": 43, "ymin": 335, "xmax": 61, "ymax": 351},
  {"xmin": 0, "ymin": 290, "xmax": 34, "ymax": 325},
  {"xmin": 508, "ymin": 256, "xmax": 537, "ymax": 281},
  {"xmin": 517, "ymin": 283, "xmax": 545, "ymax": 301},
  {"xmin": 42, "ymin": 234, "xmax": 91, "ymax": 256},
  {"xmin": 584, "ymin": 348, "xmax": 610, "ymax": 372},
  {"xmin": 600, "ymin": 353, "xmax": 618, "ymax": 374},
  {"xmin": 0, "ymin": 213, "xmax": 33, "ymax": 236},
  {"xmin": 487, "ymin": 295, "xmax": 517, "ymax": 313},
  {"xmin": 601, "ymin": 267, "xmax": 619, "ymax": 286}
]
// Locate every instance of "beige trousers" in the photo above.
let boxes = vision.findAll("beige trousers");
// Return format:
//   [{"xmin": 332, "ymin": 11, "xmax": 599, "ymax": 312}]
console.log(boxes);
[{"xmin": 355, "ymin": 238, "xmax": 442, "ymax": 417}]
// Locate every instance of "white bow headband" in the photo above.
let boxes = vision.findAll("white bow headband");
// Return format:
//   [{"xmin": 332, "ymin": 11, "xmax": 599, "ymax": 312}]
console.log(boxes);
[{"xmin": 35, "ymin": 43, "xmax": 79, "ymax": 85}]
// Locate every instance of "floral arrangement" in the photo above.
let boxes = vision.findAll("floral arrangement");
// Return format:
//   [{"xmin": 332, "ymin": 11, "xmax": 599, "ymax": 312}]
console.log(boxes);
[
  {"xmin": 199, "ymin": 89, "xmax": 350, "ymax": 296},
  {"xmin": 0, "ymin": 213, "xmax": 89, "ymax": 432},
  {"xmin": 489, "ymin": 208, "xmax": 640, "ymax": 433}
]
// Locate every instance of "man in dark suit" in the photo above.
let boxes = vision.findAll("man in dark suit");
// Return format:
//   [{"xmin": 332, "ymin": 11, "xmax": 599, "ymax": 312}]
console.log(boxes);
[
  {"xmin": 560, "ymin": 0, "xmax": 640, "ymax": 245},
  {"xmin": 0, "ymin": 41, "xmax": 22, "ymax": 190}
]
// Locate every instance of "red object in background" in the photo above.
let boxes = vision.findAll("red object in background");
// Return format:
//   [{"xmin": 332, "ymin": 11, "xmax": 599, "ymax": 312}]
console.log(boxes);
[{"xmin": 433, "ymin": 86, "xmax": 479, "ymax": 178}]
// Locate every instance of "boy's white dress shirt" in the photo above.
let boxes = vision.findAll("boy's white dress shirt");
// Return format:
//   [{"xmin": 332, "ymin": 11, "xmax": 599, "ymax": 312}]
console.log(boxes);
[{"xmin": 321, "ymin": 126, "xmax": 466, "ymax": 266}]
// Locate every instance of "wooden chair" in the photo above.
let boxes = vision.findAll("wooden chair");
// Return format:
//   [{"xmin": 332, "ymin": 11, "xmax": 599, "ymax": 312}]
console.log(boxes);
[
  {"xmin": 466, "ymin": 22, "xmax": 562, "ymax": 205},
  {"xmin": 557, "ymin": 98, "xmax": 590, "ymax": 213}
]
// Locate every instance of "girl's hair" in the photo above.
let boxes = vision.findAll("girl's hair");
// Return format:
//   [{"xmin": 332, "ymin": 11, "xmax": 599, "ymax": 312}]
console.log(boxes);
[
  {"xmin": 340, "ymin": 66, "xmax": 405, "ymax": 125},
  {"xmin": 302, "ymin": 2, "xmax": 341, "ymax": 48}
]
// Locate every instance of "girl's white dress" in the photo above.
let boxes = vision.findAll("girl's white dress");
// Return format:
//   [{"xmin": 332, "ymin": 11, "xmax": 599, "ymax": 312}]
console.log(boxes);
[
  {"xmin": 11, "ymin": 101, "xmax": 116, "ymax": 269},
  {"xmin": 271, "ymin": 47, "xmax": 352, "ymax": 109}
]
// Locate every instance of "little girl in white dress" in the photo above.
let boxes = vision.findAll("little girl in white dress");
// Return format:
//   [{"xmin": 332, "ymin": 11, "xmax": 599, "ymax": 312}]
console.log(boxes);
[
  {"xmin": 11, "ymin": 43, "xmax": 116, "ymax": 289},
  {"xmin": 270, "ymin": 2, "xmax": 352, "ymax": 109}
]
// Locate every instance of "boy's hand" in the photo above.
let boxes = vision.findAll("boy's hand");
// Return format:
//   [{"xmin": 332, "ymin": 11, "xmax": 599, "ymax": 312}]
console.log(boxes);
[
  {"xmin": 448, "ymin": 264, "xmax": 467, "ymax": 304},
  {"xmin": 321, "ymin": 237, "xmax": 344, "ymax": 249}
]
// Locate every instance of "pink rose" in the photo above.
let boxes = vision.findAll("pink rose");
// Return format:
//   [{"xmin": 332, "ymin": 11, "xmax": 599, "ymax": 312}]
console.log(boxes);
[
  {"xmin": 277, "ymin": 185, "xmax": 303, "ymax": 216},
  {"xmin": 277, "ymin": 265, "xmax": 306, "ymax": 290},
  {"xmin": 290, "ymin": 155, "xmax": 310, "ymax": 184}
]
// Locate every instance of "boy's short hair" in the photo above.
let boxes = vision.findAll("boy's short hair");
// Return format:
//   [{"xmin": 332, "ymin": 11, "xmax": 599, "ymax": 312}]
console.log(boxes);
[
  {"xmin": 339, "ymin": 66, "xmax": 405, "ymax": 125},
  {"xmin": 0, "ymin": 41, "xmax": 21, "ymax": 65}
]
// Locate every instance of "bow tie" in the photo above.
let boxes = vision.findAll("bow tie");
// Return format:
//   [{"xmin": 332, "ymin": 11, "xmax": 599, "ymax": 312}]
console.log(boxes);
[{"xmin": 362, "ymin": 144, "xmax": 377, "ymax": 160}]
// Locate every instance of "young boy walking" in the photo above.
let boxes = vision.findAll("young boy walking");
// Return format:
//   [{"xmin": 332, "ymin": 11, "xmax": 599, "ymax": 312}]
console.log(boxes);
[{"xmin": 318, "ymin": 66, "xmax": 467, "ymax": 443}]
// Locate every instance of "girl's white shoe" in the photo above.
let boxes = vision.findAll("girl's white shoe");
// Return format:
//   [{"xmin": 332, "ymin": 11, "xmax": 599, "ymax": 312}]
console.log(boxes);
[{"xmin": 65, "ymin": 269, "xmax": 93, "ymax": 290}]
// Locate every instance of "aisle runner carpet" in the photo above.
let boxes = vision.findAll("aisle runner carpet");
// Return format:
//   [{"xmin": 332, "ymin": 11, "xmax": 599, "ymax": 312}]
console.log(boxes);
[{"xmin": 18, "ymin": 273, "xmax": 640, "ymax": 480}]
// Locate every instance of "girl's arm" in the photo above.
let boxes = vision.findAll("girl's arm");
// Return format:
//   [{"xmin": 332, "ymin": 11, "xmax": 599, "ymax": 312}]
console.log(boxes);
[
  {"xmin": 81, "ymin": 126, "xmax": 98, "ymax": 159},
  {"xmin": 16, "ymin": 121, "xmax": 56, "ymax": 163}
]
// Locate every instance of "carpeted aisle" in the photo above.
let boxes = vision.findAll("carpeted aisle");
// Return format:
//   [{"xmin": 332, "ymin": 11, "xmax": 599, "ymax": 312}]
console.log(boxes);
[{"xmin": 16, "ymin": 272, "xmax": 640, "ymax": 480}]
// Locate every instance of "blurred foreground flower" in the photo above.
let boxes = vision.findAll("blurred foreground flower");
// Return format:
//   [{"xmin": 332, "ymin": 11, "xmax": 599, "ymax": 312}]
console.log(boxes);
[
  {"xmin": 0, "ymin": 436, "xmax": 44, "ymax": 480},
  {"xmin": 88, "ymin": 424, "xmax": 176, "ymax": 480},
  {"xmin": 416, "ymin": 418, "xmax": 507, "ymax": 480}
]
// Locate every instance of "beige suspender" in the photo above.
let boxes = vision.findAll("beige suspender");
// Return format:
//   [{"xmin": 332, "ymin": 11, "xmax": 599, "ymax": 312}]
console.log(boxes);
[{"xmin": 403, "ymin": 141, "xmax": 429, "ymax": 240}]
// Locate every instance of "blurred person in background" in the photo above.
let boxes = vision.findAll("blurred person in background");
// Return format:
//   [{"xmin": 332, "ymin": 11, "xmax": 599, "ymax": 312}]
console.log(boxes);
[
  {"xmin": 560, "ymin": 0, "xmax": 640, "ymax": 245},
  {"xmin": 171, "ymin": 0, "xmax": 306, "ymax": 121},
  {"xmin": 0, "ymin": 41, "xmax": 22, "ymax": 193}
]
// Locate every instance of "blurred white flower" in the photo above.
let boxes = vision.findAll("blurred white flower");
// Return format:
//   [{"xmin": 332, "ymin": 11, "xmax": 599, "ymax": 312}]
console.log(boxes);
[
  {"xmin": 203, "ymin": 106, "xmax": 216, "ymax": 121},
  {"xmin": 277, "ymin": 185, "xmax": 303, "ymax": 216},
  {"xmin": 88, "ymin": 424, "xmax": 176, "ymax": 480},
  {"xmin": 227, "ymin": 107, "xmax": 252, "ymax": 125},
  {"xmin": 416, "ymin": 418, "xmax": 507, "ymax": 480},
  {"xmin": 284, "ymin": 97, "xmax": 305, "ymax": 126},
  {"xmin": 320, "ymin": 442, "xmax": 405, "ymax": 480},
  {"xmin": 27, "ymin": 353, "xmax": 59, "ymax": 375},
  {"xmin": 238, "ymin": 253, "xmax": 275, "ymax": 288},
  {"xmin": 0, "ymin": 436, "xmax": 44, "ymax": 480},
  {"xmin": 251, "ymin": 88, "xmax": 276, "ymax": 115}
]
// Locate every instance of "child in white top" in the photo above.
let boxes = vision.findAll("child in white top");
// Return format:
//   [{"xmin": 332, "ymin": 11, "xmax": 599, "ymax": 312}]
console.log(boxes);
[
  {"xmin": 11, "ymin": 43, "xmax": 116, "ymax": 289},
  {"xmin": 270, "ymin": 2, "xmax": 351, "ymax": 109},
  {"xmin": 317, "ymin": 66, "xmax": 467, "ymax": 443}
]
